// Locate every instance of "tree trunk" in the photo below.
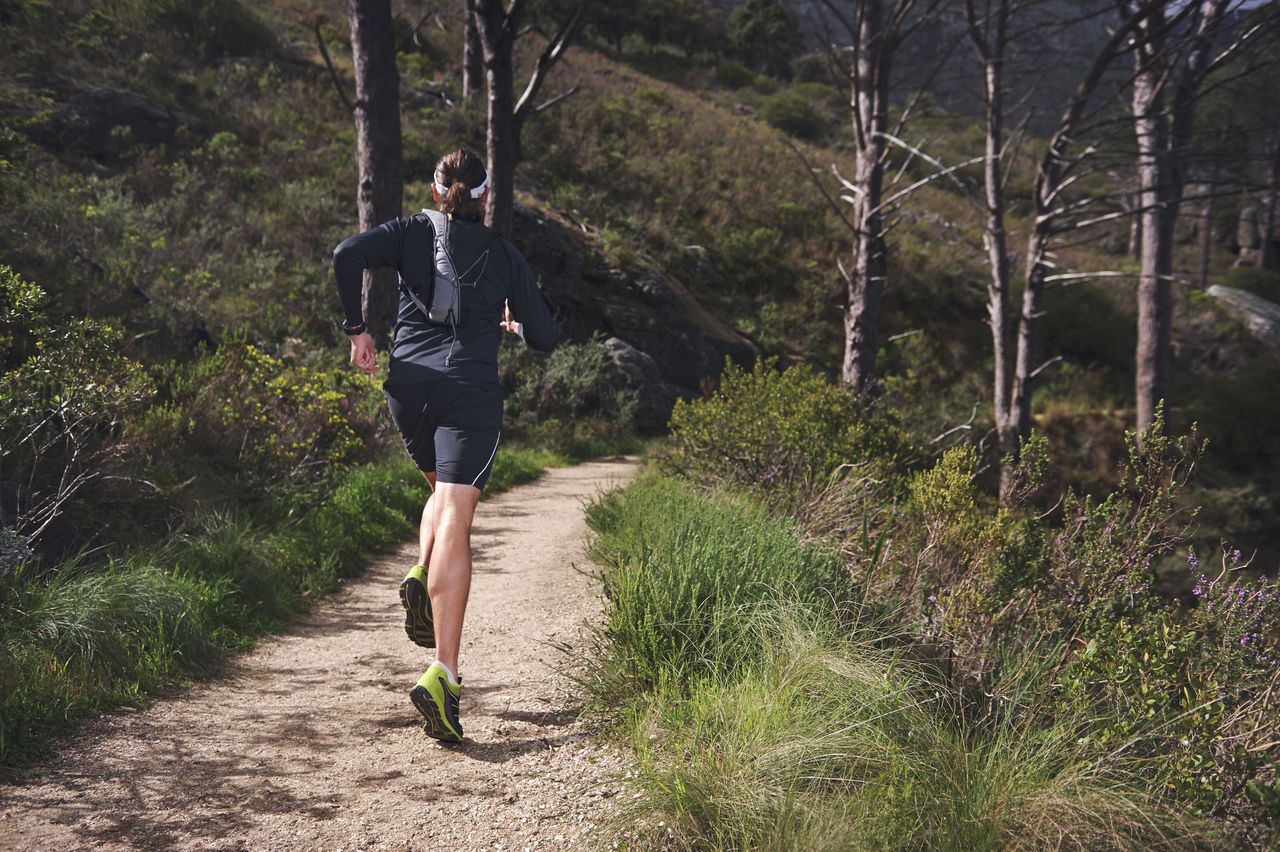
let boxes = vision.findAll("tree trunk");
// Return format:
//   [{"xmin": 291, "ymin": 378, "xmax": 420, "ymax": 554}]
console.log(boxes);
[
  {"xmin": 1128, "ymin": 191, "xmax": 1142, "ymax": 257},
  {"xmin": 463, "ymin": 0, "xmax": 483, "ymax": 102},
  {"xmin": 1263, "ymin": 130, "xmax": 1280, "ymax": 270},
  {"xmin": 1133, "ymin": 52, "xmax": 1174, "ymax": 437},
  {"xmin": 474, "ymin": 0, "xmax": 588, "ymax": 237},
  {"xmin": 970, "ymin": 0, "xmax": 1020, "ymax": 502},
  {"xmin": 1198, "ymin": 171, "xmax": 1215, "ymax": 290},
  {"xmin": 474, "ymin": 0, "xmax": 519, "ymax": 236},
  {"xmin": 1011, "ymin": 230, "xmax": 1047, "ymax": 457},
  {"xmin": 841, "ymin": 0, "xmax": 890, "ymax": 393},
  {"xmin": 1131, "ymin": 0, "xmax": 1228, "ymax": 438},
  {"xmin": 348, "ymin": 0, "xmax": 403, "ymax": 347}
]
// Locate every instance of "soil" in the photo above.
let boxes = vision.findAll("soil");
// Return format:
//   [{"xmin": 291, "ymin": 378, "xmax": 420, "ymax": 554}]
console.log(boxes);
[{"xmin": 0, "ymin": 459, "xmax": 638, "ymax": 851}]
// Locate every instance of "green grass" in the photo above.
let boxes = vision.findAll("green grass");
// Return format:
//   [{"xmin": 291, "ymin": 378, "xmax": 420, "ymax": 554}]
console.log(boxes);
[
  {"xmin": 0, "ymin": 445, "xmax": 558, "ymax": 767},
  {"xmin": 584, "ymin": 474, "xmax": 1217, "ymax": 850},
  {"xmin": 584, "ymin": 471, "xmax": 854, "ymax": 698}
]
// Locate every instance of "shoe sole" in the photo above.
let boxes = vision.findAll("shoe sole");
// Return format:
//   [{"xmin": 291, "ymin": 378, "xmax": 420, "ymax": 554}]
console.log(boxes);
[
  {"xmin": 410, "ymin": 685, "xmax": 463, "ymax": 743},
  {"xmin": 399, "ymin": 576, "xmax": 435, "ymax": 648}
]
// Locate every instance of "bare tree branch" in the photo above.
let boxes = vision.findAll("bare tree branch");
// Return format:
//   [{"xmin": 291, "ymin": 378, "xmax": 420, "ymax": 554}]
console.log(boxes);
[{"xmin": 314, "ymin": 19, "xmax": 355, "ymax": 113}]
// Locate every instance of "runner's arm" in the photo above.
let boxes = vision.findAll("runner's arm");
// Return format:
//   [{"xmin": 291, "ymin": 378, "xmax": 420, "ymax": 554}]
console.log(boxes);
[
  {"xmin": 504, "ymin": 242, "xmax": 558, "ymax": 352},
  {"xmin": 332, "ymin": 218, "xmax": 409, "ymax": 326}
]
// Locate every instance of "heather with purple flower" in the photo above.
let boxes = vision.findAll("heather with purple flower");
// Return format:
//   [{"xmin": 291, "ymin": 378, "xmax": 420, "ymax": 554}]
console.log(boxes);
[{"xmin": 1188, "ymin": 548, "xmax": 1280, "ymax": 669}]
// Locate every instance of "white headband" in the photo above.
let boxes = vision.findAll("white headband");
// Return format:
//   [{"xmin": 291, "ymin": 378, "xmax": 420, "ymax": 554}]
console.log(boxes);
[{"xmin": 434, "ymin": 173, "xmax": 489, "ymax": 199}]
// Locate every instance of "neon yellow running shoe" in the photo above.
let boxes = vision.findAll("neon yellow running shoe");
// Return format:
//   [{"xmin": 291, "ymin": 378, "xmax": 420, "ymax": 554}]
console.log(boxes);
[
  {"xmin": 398, "ymin": 564, "xmax": 435, "ymax": 648},
  {"xmin": 410, "ymin": 662, "xmax": 463, "ymax": 743}
]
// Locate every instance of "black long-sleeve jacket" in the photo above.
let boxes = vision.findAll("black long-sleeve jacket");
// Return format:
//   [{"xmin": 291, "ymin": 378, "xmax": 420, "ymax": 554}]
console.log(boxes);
[{"xmin": 333, "ymin": 211, "xmax": 558, "ymax": 385}]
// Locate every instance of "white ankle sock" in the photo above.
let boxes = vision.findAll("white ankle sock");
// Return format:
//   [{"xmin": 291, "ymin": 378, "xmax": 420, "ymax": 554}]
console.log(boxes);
[{"xmin": 433, "ymin": 660, "xmax": 459, "ymax": 686}]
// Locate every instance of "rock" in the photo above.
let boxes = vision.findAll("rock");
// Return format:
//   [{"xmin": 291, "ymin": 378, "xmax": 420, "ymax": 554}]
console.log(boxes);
[
  {"xmin": 1207, "ymin": 285, "xmax": 1280, "ymax": 348},
  {"xmin": 602, "ymin": 337, "xmax": 682, "ymax": 432},
  {"xmin": 596, "ymin": 285, "xmax": 754, "ymax": 394},
  {"xmin": 627, "ymin": 269, "xmax": 676, "ymax": 304},
  {"xmin": 19, "ymin": 78, "xmax": 207, "ymax": 158}
]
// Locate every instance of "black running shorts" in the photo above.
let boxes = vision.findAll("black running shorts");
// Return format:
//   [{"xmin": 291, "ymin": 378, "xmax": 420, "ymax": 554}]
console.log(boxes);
[{"xmin": 382, "ymin": 379, "xmax": 502, "ymax": 491}]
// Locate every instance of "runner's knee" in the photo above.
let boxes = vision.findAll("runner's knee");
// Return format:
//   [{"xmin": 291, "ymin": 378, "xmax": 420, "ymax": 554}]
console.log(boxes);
[{"xmin": 432, "ymin": 483, "xmax": 481, "ymax": 532}]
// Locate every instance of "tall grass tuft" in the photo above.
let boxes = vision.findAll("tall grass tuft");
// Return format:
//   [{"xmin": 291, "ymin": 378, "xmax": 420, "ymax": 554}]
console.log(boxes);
[{"xmin": 584, "ymin": 472, "xmax": 853, "ymax": 700}]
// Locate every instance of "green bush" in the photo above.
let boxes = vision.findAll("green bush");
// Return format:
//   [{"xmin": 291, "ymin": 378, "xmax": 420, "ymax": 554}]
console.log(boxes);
[
  {"xmin": 0, "ymin": 267, "xmax": 154, "ymax": 545},
  {"xmin": 714, "ymin": 59, "xmax": 756, "ymax": 89},
  {"xmin": 124, "ymin": 0, "xmax": 274, "ymax": 58},
  {"xmin": 759, "ymin": 90, "xmax": 826, "ymax": 141},
  {"xmin": 587, "ymin": 479, "xmax": 1212, "ymax": 849},
  {"xmin": 161, "ymin": 340, "xmax": 387, "ymax": 494},
  {"xmin": 663, "ymin": 357, "xmax": 904, "ymax": 506}
]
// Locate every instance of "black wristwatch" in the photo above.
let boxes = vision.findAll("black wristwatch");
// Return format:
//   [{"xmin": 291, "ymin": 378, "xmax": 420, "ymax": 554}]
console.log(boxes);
[{"xmin": 343, "ymin": 319, "xmax": 368, "ymax": 336}]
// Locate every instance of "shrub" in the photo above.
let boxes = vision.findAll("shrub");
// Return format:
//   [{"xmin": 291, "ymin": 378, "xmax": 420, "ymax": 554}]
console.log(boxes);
[
  {"xmin": 714, "ymin": 59, "xmax": 756, "ymax": 89},
  {"xmin": 663, "ymin": 357, "xmax": 904, "ymax": 506},
  {"xmin": 759, "ymin": 90, "xmax": 826, "ymax": 141},
  {"xmin": 0, "ymin": 267, "xmax": 154, "ymax": 547},
  {"xmin": 589, "ymin": 491, "xmax": 1213, "ymax": 849},
  {"xmin": 124, "ymin": 0, "xmax": 274, "ymax": 58},
  {"xmin": 162, "ymin": 340, "xmax": 387, "ymax": 493}
]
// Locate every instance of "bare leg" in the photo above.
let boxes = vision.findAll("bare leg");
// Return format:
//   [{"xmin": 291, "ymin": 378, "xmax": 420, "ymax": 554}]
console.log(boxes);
[
  {"xmin": 426, "ymin": 481, "xmax": 482, "ymax": 678},
  {"xmin": 418, "ymin": 472, "xmax": 436, "ymax": 566}
]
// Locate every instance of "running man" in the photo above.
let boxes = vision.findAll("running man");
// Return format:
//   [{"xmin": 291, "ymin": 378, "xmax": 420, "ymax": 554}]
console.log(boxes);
[{"xmin": 333, "ymin": 148, "xmax": 558, "ymax": 742}]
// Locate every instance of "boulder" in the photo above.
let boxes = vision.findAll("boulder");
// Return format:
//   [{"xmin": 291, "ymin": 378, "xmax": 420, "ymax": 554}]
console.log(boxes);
[
  {"xmin": 602, "ymin": 337, "xmax": 684, "ymax": 432},
  {"xmin": 1207, "ymin": 286, "xmax": 1280, "ymax": 349}
]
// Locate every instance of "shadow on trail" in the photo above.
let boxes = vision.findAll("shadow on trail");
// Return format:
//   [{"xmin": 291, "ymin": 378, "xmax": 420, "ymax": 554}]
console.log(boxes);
[
  {"xmin": 6, "ymin": 724, "xmax": 349, "ymax": 850},
  {"xmin": 456, "ymin": 731, "xmax": 580, "ymax": 764}
]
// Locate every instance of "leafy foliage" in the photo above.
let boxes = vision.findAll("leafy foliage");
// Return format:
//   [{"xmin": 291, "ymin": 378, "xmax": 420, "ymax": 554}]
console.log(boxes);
[
  {"xmin": 663, "ymin": 357, "xmax": 903, "ymax": 504},
  {"xmin": 726, "ymin": 0, "xmax": 804, "ymax": 80},
  {"xmin": 759, "ymin": 90, "xmax": 827, "ymax": 141},
  {"xmin": 163, "ymin": 339, "xmax": 385, "ymax": 493}
]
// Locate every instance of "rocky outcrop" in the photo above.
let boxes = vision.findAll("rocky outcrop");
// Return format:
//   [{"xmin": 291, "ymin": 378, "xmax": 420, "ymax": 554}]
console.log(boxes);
[
  {"xmin": 512, "ymin": 202, "xmax": 758, "ymax": 431},
  {"xmin": 601, "ymin": 336, "xmax": 683, "ymax": 430},
  {"xmin": 13, "ymin": 77, "xmax": 207, "ymax": 158},
  {"xmin": 1207, "ymin": 285, "xmax": 1280, "ymax": 349}
]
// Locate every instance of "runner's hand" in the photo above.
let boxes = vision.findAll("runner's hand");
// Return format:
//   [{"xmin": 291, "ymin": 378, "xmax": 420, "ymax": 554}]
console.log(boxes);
[
  {"xmin": 348, "ymin": 332, "xmax": 379, "ymax": 374},
  {"xmin": 500, "ymin": 302, "xmax": 522, "ymax": 337}
]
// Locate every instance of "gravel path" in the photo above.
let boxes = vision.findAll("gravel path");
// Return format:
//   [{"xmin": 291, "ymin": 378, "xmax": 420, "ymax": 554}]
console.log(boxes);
[{"xmin": 0, "ymin": 459, "xmax": 637, "ymax": 851}]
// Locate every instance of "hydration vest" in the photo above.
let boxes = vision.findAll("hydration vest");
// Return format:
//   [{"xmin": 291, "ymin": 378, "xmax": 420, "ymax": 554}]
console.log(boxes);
[{"xmin": 405, "ymin": 210, "xmax": 499, "ymax": 328}]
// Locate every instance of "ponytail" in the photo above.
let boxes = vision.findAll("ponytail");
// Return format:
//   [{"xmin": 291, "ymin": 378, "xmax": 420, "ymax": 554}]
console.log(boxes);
[{"xmin": 433, "ymin": 149, "xmax": 487, "ymax": 221}]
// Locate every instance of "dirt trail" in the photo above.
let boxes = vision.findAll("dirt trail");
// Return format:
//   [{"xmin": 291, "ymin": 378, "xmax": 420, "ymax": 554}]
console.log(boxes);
[{"xmin": 0, "ymin": 459, "xmax": 637, "ymax": 851}]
